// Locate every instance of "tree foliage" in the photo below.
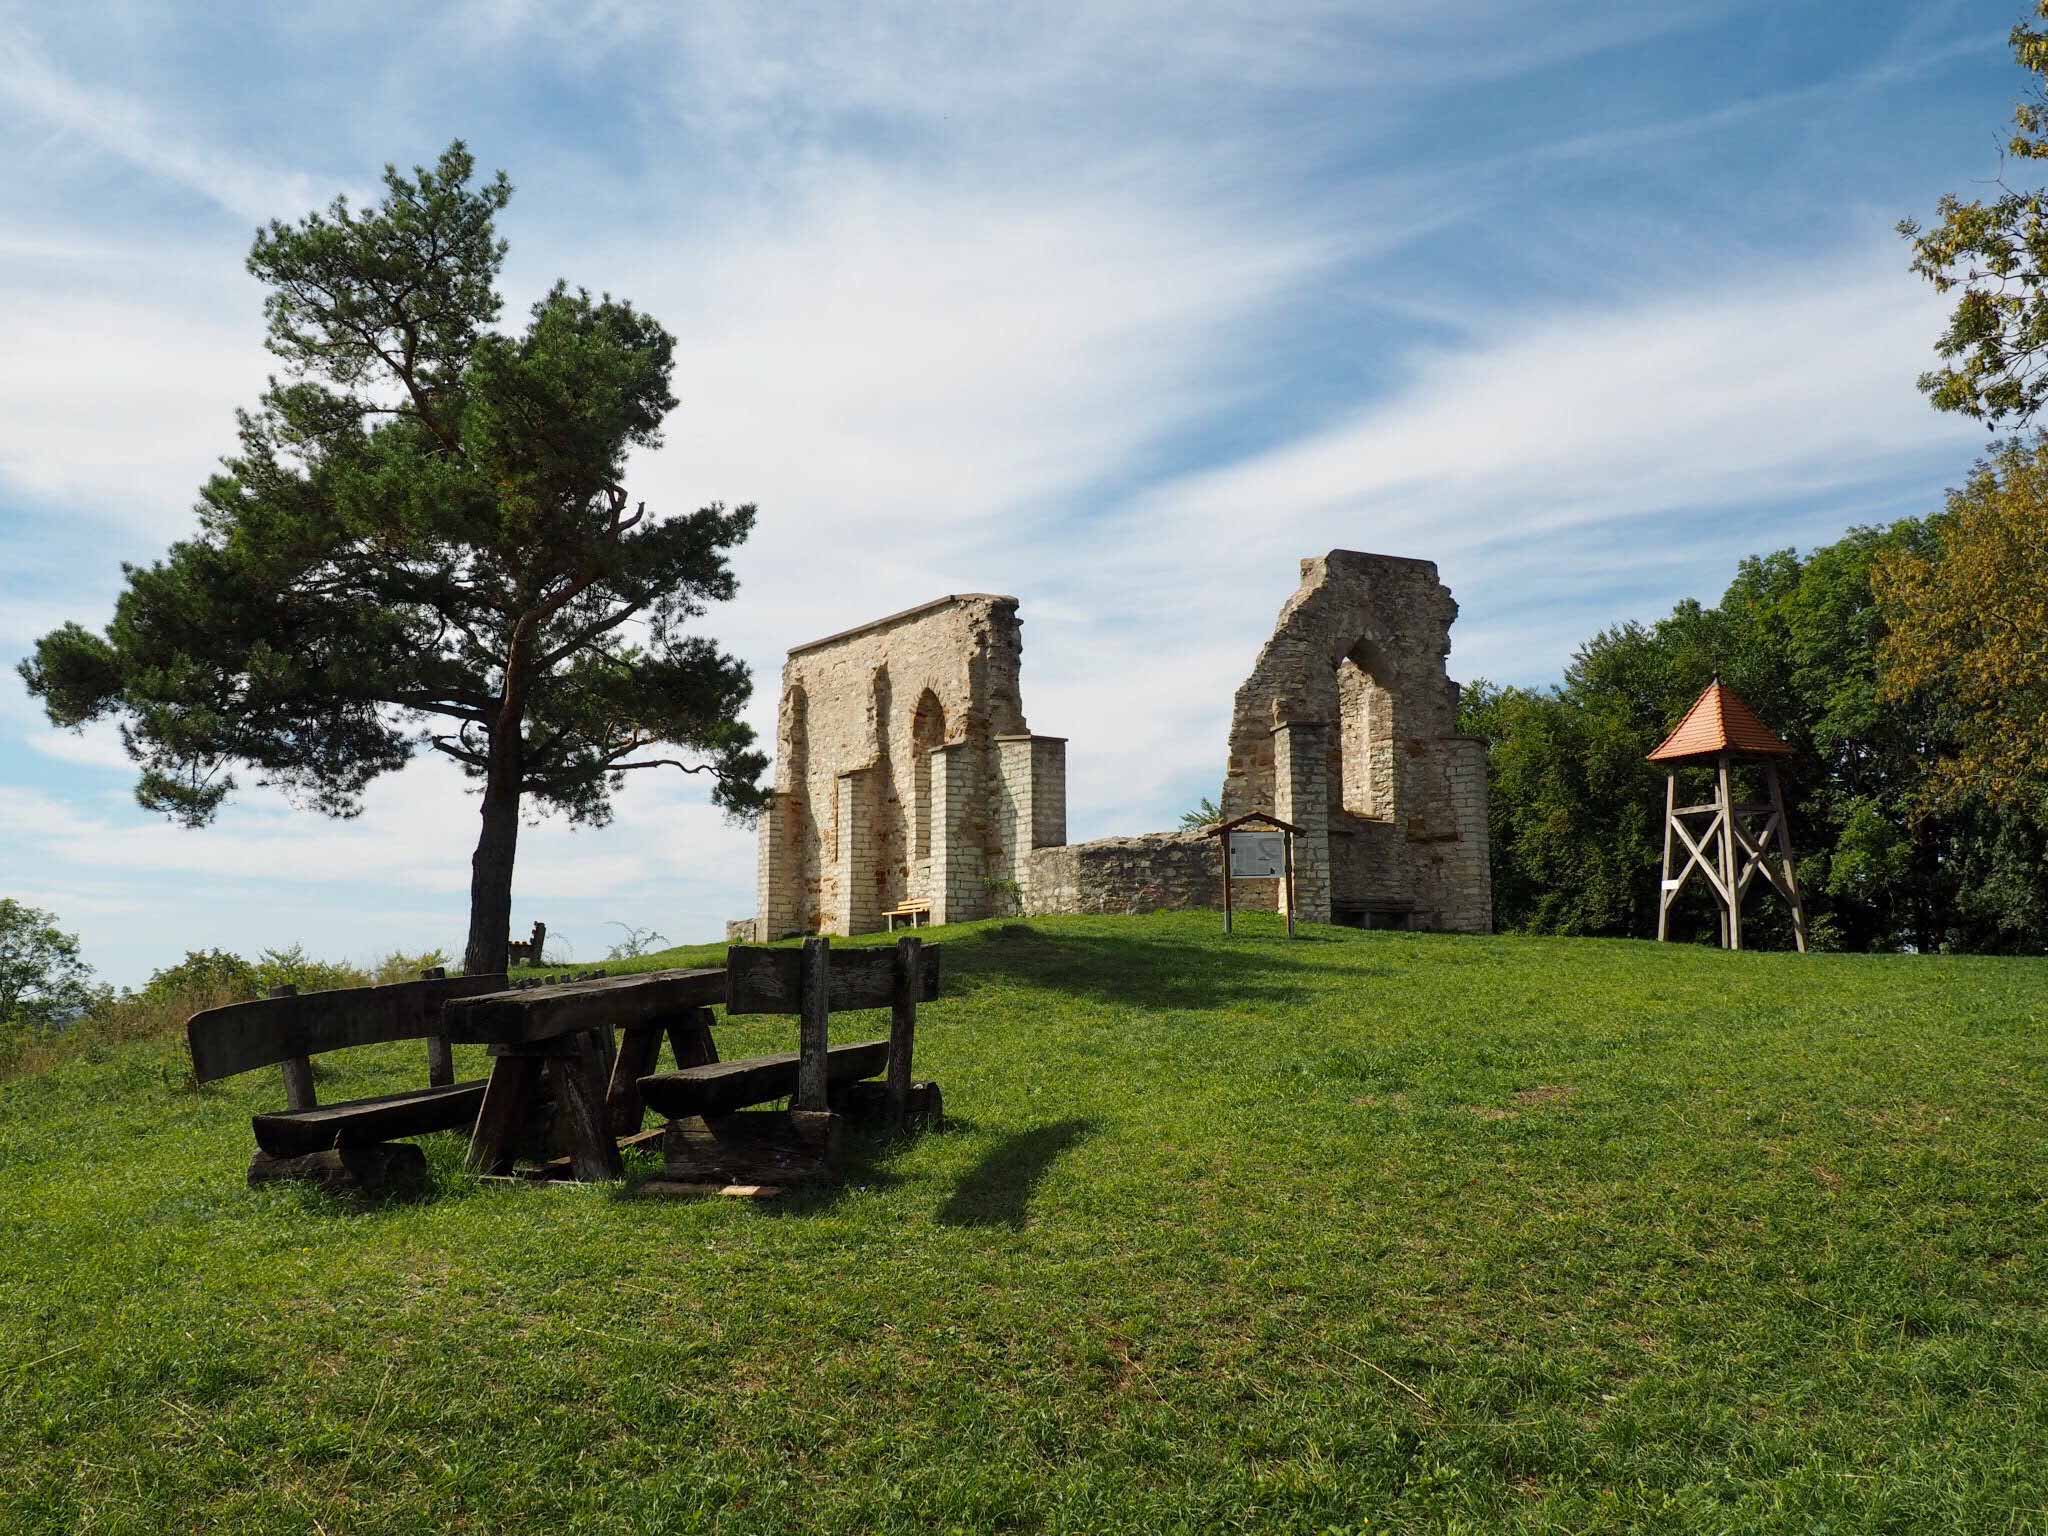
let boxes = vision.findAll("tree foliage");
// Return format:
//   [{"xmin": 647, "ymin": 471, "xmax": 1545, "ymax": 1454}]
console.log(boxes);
[
  {"xmin": 1901, "ymin": 3, "xmax": 2048, "ymax": 425},
  {"xmin": 1468, "ymin": 521, "xmax": 2048, "ymax": 953},
  {"xmin": 1874, "ymin": 437, "xmax": 2048, "ymax": 816},
  {"xmin": 0, "ymin": 900, "xmax": 99, "ymax": 1031},
  {"xmin": 19, "ymin": 144, "xmax": 767, "ymax": 973}
]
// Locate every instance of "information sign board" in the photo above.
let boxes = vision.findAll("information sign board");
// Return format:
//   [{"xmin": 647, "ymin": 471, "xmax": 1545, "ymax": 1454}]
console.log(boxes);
[{"xmin": 1228, "ymin": 830, "xmax": 1286, "ymax": 879}]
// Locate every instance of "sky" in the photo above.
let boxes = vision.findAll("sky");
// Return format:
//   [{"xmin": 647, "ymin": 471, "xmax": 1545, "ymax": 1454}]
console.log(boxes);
[{"xmin": 0, "ymin": 0, "xmax": 2024, "ymax": 986}]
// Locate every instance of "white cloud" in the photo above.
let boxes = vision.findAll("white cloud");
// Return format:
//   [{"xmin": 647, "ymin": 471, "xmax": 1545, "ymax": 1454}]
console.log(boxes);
[
  {"xmin": 23, "ymin": 723, "xmax": 132, "ymax": 772},
  {"xmin": 0, "ymin": 26, "xmax": 333, "ymax": 222},
  {"xmin": 0, "ymin": 248, "xmax": 267, "ymax": 534}
]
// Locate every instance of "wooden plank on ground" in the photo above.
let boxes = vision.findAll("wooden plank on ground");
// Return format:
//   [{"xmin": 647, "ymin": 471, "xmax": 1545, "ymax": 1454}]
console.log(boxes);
[
  {"xmin": 188, "ymin": 974, "xmax": 509, "ymax": 1083},
  {"xmin": 247, "ymin": 1142, "xmax": 428, "ymax": 1197},
  {"xmin": 659, "ymin": 1107, "xmax": 841, "ymax": 1186},
  {"xmin": 443, "ymin": 968, "xmax": 725, "ymax": 1046},
  {"xmin": 528, "ymin": 1125, "xmax": 666, "ymax": 1180},
  {"xmin": 725, "ymin": 946, "xmax": 941, "ymax": 1016},
  {"xmin": 638, "ymin": 1041, "xmax": 889, "ymax": 1120},
  {"xmin": 251, "ymin": 1079, "xmax": 489, "ymax": 1157}
]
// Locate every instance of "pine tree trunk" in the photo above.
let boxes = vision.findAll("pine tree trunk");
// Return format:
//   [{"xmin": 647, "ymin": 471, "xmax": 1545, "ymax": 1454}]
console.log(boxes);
[{"xmin": 464, "ymin": 731, "xmax": 523, "ymax": 977}]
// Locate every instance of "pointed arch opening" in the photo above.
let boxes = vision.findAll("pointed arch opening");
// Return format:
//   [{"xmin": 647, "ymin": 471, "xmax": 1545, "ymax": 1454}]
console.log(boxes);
[
  {"xmin": 911, "ymin": 688, "xmax": 947, "ymax": 863},
  {"xmin": 1335, "ymin": 637, "xmax": 1397, "ymax": 823},
  {"xmin": 781, "ymin": 683, "xmax": 817, "ymax": 928}
]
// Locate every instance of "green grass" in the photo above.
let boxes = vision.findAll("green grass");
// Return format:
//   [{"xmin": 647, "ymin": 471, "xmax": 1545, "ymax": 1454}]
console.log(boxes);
[{"xmin": 3, "ymin": 913, "xmax": 2045, "ymax": 1534}]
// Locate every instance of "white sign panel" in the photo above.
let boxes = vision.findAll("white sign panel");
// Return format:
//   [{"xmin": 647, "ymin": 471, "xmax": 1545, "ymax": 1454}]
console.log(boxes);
[{"xmin": 1228, "ymin": 830, "xmax": 1286, "ymax": 879}]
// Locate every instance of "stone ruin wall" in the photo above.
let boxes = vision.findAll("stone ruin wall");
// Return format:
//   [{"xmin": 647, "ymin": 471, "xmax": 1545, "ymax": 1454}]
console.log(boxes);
[
  {"xmin": 1212, "ymin": 551, "xmax": 1491, "ymax": 933},
  {"xmin": 752, "ymin": 552, "xmax": 1491, "ymax": 939},
  {"xmin": 753, "ymin": 595, "xmax": 1067, "ymax": 938}
]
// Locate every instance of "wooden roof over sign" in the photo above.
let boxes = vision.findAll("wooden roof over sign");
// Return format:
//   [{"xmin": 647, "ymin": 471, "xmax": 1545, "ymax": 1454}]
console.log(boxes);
[
  {"xmin": 1208, "ymin": 811, "xmax": 1303, "ymax": 836},
  {"xmin": 1647, "ymin": 679, "xmax": 1793, "ymax": 764}
]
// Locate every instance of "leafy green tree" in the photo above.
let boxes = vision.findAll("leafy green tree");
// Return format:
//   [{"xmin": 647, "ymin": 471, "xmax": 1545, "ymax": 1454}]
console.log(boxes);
[
  {"xmin": 1875, "ymin": 437, "xmax": 2048, "ymax": 816},
  {"xmin": 1901, "ymin": 3, "xmax": 2048, "ymax": 425},
  {"xmin": 19, "ymin": 144, "xmax": 767, "ymax": 975},
  {"xmin": 1460, "ymin": 678, "xmax": 1663, "ymax": 937},
  {"xmin": 0, "ymin": 900, "xmax": 99, "ymax": 1031},
  {"xmin": 1178, "ymin": 795, "xmax": 1223, "ymax": 830}
]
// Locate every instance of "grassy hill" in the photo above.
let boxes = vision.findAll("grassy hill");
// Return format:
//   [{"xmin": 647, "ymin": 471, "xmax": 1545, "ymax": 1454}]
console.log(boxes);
[{"xmin": 3, "ymin": 913, "xmax": 2044, "ymax": 1534}]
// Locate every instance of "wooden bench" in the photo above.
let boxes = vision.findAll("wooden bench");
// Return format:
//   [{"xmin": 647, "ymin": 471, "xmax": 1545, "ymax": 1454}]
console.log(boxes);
[
  {"xmin": 187, "ymin": 968, "xmax": 509, "ymax": 1193},
  {"xmin": 884, "ymin": 901, "xmax": 931, "ymax": 931},
  {"xmin": 505, "ymin": 920, "xmax": 548, "ymax": 966},
  {"xmin": 1331, "ymin": 902, "xmax": 1414, "ymax": 931},
  {"xmin": 637, "ymin": 936, "xmax": 943, "ymax": 1195}
]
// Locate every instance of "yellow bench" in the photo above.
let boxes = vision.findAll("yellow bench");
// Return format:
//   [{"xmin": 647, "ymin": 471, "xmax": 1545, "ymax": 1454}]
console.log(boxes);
[{"xmin": 885, "ymin": 901, "xmax": 931, "ymax": 931}]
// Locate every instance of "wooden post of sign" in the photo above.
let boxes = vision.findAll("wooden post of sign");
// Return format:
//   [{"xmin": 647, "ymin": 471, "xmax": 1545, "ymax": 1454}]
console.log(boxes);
[
  {"xmin": 1282, "ymin": 830, "xmax": 1297, "ymax": 939},
  {"xmin": 1221, "ymin": 832, "xmax": 1234, "ymax": 934}
]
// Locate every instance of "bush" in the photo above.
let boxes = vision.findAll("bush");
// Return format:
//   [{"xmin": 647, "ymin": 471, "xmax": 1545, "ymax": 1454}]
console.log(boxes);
[
  {"xmin": 2, "ymin": 940, "xmax": 456, "ymax": 1083},
  {"xmin": 370, "ymin": 947, "xmax": 452, "ymax": 984},
  {"xmin": 249, "ymin": 945, "xmax": 370, "ymax": 995},
  {"xmin": 133, "ymin": 949, "xmax": 259, "ymax": 1008}
]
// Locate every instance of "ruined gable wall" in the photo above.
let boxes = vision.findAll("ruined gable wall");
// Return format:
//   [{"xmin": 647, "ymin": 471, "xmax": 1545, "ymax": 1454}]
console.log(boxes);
[
  {"xmin": 759, "ymin": 595, "xmax": 1026, "ymax": 935},
  {"xmin": 1220, "ymin": 552, "xmax": 1460, "ymax": 821}
]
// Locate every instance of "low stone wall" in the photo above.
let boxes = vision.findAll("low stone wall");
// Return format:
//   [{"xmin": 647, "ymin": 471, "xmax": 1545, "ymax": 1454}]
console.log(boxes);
[{"xmin": 1024, "ymin": 830, "xmax": 1280, "ymax": 917}]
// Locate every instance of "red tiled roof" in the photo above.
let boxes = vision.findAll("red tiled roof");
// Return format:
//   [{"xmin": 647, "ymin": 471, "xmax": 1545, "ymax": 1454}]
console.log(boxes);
[{"xmin": 1647, "ymin": 680, "xmax": 1792, "ymax": 763}]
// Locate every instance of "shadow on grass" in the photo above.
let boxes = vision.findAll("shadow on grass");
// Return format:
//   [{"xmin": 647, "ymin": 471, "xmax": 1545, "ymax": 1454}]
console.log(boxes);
[
  {"xmin": 948, "ymin": 921, "xmax": 1371, "ymax": 1014},
  {"xmin": 937, "ymin": 1117, "xmax": 1098, "ymax": 1229}
]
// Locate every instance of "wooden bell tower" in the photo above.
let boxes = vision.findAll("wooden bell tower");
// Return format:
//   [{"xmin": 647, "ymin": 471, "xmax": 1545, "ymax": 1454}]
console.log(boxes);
[{"xmin": 1649, "ymin": 679, "xmax": 1808, "ymax": 953}]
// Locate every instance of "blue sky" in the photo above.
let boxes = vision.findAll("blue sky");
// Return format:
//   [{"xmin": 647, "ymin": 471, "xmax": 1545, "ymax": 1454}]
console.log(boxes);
[{"xmin": 0, "ymin": 0, "xmax": 2020, "ymax": 985}]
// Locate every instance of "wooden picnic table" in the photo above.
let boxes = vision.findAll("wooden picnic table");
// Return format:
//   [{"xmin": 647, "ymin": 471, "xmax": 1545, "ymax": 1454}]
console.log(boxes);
[{"xmin": 443, "ymin": 967, "xmax": 725, "ymax": 1182}]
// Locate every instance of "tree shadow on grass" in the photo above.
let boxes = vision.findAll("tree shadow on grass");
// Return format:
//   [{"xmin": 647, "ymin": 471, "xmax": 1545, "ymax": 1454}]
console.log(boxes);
[
  {"xmin": 947, "ymin": 921, "xmax": 1371, "ymax": 1015},
  {"xmin": 937, "ymin": 1117, "xmax": 1099, "ymax": 1229}
]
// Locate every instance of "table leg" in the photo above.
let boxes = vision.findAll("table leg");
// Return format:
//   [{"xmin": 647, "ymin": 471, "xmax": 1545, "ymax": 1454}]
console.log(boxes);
[
  {"xmin": 668, "ymin": 1007, "xmax": 719, "ymax": 1069},
  {"xmin": 550, "ymin": 1032, "xmax": 625, "ymax": 1182},
  {"xmin": 606, "ymin": 1021, "xmax": 667, "ymax": 1138},
  {"xmin": 468, "ymin": 1053, "xmax": 542, "ymax": 1175}
]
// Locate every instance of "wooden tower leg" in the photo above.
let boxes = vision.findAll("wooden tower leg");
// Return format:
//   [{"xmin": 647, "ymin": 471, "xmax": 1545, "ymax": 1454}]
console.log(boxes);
[
  {"xmin": 1716, "ymin": 755, "xmax": 1742, "ymax": 951},
  {"xmin": 1657, "ymin": 773, "xmax": 1677, "ymax": 942},
  {"xmin": 1766, "ymin": 763, "xmax": 1808, "ymax": 954}
]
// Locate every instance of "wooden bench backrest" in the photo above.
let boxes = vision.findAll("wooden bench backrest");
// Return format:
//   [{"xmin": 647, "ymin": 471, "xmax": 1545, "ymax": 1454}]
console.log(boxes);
[
  {"xmin": 186, "ymin": 974, "xmax": 509, "ymax": 1084},
  {"xmin": 725, "ymin": 944, "xmax": 941, "ymax": 1016}
]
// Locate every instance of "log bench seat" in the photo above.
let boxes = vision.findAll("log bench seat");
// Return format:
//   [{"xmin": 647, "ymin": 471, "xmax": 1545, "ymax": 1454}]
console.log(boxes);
[
  {"xmin": 186, "ymin": 968, "xmax": 509, "ymax": 1194},
  {"xmin": 252, "ymin": 1079, "xmax": 489, "ymax": 1157},
  {"xmin": 638, "ymin": 1040, "xmax": 890, "ymax": 1121}
]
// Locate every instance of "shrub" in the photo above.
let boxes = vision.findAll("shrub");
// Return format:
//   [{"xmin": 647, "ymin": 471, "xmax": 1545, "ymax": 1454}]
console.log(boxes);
[
  {"xmin": 250, "ymin": 945, "xmax": 370, "ymax": 995},
  {"xmin": 370, "ymin": 948, "xmax": 453, "ymax": 984},
  {"xmin": 134, "ymin": 949, "xmax": 259, "ymax": 1008}
]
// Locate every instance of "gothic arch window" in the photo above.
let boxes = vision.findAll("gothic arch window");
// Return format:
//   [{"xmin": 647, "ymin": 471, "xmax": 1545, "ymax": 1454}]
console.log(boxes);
[
  {"xmin": 1336, "ymin": 638, "xmax": 1396, "ymax": 822},
  {"xmin": 911, "ymin": 688, "xmax": 946, "ymax": 860}
]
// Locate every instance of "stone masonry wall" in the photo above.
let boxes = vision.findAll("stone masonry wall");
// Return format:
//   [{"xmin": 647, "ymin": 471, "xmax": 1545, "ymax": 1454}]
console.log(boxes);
[
  {"xmin": 755, "ymin": 594, "xmax": 1067, "ymax": 938},
  {"xmin": 1024, "ymin": 830, "xmax": 1241, "ymax": 916},
  {"xmin": 1218, "ymin": 551, "xmax": 1491, "ymax": 934}
]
